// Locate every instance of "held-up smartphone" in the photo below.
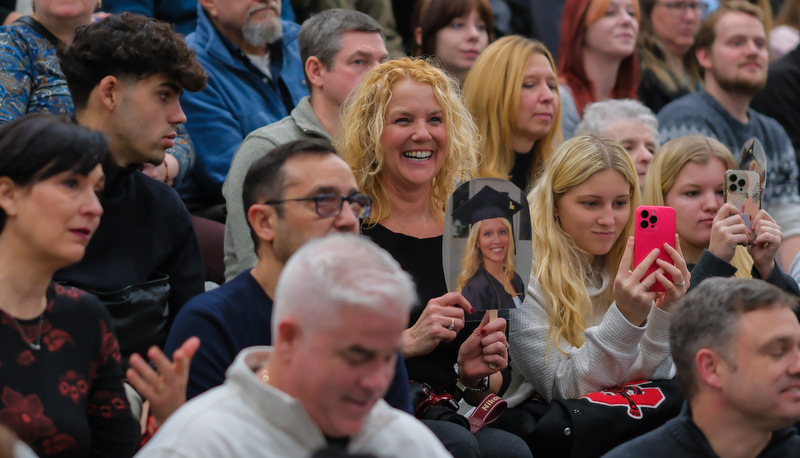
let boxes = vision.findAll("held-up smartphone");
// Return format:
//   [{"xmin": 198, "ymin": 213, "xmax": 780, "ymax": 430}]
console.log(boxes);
[
  {"xmin": 634, "ymin": 206, "xmax": 676, "ymax": 292},
  {"xmin": 724, "ymin": 170, "xmax": 761, "ymax": 229}
]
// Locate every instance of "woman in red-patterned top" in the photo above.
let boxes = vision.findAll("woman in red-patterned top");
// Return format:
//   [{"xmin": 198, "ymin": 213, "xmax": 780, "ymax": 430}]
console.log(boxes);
[{"xmin": 0, "ymin": 114, "xmax": 140, "ymax": 457}]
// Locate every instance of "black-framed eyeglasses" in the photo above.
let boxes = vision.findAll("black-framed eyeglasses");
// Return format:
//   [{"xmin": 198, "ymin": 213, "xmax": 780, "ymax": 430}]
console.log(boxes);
[{"xmin": 264, "ymin": 193, "xmax": 373, "ymax": 219}]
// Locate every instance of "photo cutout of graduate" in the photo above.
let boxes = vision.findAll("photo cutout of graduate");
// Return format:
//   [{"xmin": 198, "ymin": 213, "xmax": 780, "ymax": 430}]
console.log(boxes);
[{"xmin": 444, "ymin": 178, "xmax": 532, "ymax": 321}]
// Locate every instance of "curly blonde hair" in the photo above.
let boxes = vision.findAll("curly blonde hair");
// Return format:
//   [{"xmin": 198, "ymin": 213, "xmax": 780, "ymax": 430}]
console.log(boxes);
[
  {"xmin": 335, "ymin": 57, "xmax": 479, "ymax": 224},
  {"xmin": 529, "ymin": 135, "xmax": 640, "ymax": 350},
  {"xmin": 456, "ymin": 218, "xmax": 518, "ymax": 293},
  {"xmin": 643, "ymin": 135, "xmax": 753, "ymax": 278},
  {"xmin": 462, "ymin": 36, "xmax": 563, "ymax": 191}
]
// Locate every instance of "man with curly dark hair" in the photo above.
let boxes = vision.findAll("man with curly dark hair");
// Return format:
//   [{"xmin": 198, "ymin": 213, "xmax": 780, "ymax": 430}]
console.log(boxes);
[
  {"xmin": 54, "ymin": 13, "xmax": 208, "ymax": 367},
  {"xmin": 59, "ymin": 13, "xmax": 207, "ymax": 167}
]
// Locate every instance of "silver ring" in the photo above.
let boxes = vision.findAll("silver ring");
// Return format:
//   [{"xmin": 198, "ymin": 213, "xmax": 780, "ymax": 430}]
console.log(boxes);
[
  {"xmin": 447, "ymin": 317, "xmax": 455, "ymax": 331},
  {"xmin": 641, "ymin": 281, "xmax": 649, "ymax": 289},
  {"xmin": 674, "ymin": 280, "xmax": 686, "ymax": 287}
]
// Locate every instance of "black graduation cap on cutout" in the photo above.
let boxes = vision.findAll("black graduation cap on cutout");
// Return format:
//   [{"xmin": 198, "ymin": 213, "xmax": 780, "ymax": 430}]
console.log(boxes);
[{"xmin": 453, "ymin": 185, "xmax": 522, "ymax": 225}]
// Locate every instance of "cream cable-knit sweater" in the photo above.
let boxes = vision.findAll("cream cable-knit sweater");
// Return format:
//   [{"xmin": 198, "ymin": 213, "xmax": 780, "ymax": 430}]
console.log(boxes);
[{"xmin": 505, "ymin": 266, "xmax": 675, "ymax": 406}]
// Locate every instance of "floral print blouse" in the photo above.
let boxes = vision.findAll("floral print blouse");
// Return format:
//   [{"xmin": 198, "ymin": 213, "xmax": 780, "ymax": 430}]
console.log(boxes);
[{"xmin": 0, "ymin": 284, "xmax": 139, "ymax": 457}]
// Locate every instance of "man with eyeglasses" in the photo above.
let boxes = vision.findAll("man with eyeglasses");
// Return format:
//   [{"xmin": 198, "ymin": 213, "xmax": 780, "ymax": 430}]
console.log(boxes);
[
  {"xmin": 140, "ymin": 234, "xmax": 450, "ymax": 457},
  {"xmin": 166, "ymin": 140, "xmax": 509, "ymax": 458},
  {"xmin": 657, "ymin": 0, "xmax": 800, "ymax": 273},
  {"xmin": 638, "ymin": 0, "xmax": 705, "ymax": 113},
  {"xmin": 161, "ymin": 139, "xmax": 412, "ymax": 407}
]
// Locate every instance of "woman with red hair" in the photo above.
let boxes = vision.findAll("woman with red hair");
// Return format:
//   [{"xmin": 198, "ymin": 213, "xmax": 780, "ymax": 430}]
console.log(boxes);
[{"xmin": 558, "ymin": 0, "xmax": 641, "ymax": 137}]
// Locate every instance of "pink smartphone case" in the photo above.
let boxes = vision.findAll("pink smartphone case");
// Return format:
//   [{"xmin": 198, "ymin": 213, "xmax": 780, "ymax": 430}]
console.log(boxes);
[{"xmin": 634, "ymin": 206, "xmax": 676, "ymax": 293}]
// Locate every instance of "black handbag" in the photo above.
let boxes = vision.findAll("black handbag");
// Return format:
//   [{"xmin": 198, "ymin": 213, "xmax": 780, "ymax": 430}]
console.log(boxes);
[{"xmin": 77, "ymin": 272, "xmax": 171, "ymax": 361}]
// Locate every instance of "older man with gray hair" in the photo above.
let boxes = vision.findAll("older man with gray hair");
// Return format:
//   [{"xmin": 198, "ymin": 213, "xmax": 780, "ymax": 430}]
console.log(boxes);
[
  {"xmin": 139, "ymin": 234, "xmax": 450, "ymax": 457},
  {"xmin": 177, "ymin": 0, "xmax": 308, "ymax": 214},
  {"xmin": 223, "ymin": 8, "xmax": 388, "ymax": 280}
]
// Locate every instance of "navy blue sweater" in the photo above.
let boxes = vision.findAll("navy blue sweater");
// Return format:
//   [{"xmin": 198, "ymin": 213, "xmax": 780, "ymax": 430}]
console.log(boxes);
[{"xmin": 165, "ymin": 270, "xmax": 413, "ymax": 412}]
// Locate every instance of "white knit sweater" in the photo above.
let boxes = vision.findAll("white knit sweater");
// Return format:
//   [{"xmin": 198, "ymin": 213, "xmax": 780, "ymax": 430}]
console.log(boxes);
[{"xmin": 504, "ymin": 266, "xmax": 675, "ymax": 406}]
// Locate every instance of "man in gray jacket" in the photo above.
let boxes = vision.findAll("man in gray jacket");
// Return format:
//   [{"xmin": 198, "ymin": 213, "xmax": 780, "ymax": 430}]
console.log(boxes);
[{"xmin": 138, "ymin": 234, "xmax": 450, "ymax": 457}]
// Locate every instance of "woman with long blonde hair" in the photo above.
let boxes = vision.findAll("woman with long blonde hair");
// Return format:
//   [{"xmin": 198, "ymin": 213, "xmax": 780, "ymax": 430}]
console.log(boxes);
[
  {"xmin": 463, "ymin": 36, "xmax": 562, "ymax": 192},
  {"xmin": 505, "ymin": 135, "xmax": 689, "ymax": 405},
  {"xmin": 337, "ymin": 57, "xmax": 531, "ymax": 458},
  {"xmin": 457, "ymin": 219, "xmax": 521, "ymax": 308},
  {"xmin": 454, "ymin": 186, "xmax": 524, "ymax": 312},
  {"xmin": 643, "ymin": 135, "xmax": 798, "ymax": 294},
  {"xmin": 339, "ymin": 58, "xmax": 477, "ymax": 229}
]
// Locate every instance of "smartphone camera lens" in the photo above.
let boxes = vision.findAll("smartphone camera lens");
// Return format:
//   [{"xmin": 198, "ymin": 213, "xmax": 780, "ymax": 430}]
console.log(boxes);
[
  {"xmin": 729, "ymin": 174, "xmax": 738, "ymax": 182},
  {"xmin": 649, "ymin": 215, "xmax": 658, "ymax": 224},
  {"xmin": 640, "ymin": 220, "xmax": 648, "ymax": 229},
  {"xmin": 640, "ymin": 210, "xmax": 649, "ymax": 219},
  {"xmin": 738, "ymin": 179, "xmax": 746, "ymax": 187},
  {"xmin": 730, "ymin": 183, "xmax": 737, "ymax": 192}
]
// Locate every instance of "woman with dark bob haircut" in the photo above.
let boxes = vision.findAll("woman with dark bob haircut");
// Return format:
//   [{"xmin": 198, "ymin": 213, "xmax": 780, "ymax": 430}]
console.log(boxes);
[{"xmin": 0, "ymin": 114, "xmax": 195, "ymax": 457}]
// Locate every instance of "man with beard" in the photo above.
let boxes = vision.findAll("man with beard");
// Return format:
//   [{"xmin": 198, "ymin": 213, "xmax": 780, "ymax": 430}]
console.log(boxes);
[
  {"xmin": 222, "ymin": 8, "xmax": 388, "ymax": 280},
  {"xmin": 177, "ymin": 0, "xmax": 307, "ymax": 216},
  {"xmin": 657, "ymin": 0, "xmax": 800, "ymax": 273},
  {"xmin": 606, "ymin": 278, "xmax": 800, "ymax": 457}
]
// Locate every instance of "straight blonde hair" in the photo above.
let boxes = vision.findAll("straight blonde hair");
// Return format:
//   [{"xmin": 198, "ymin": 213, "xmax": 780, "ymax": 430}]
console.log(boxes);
[
  {"xmin": 456, "ymin": 218, "xmax": 517, "ymax": 293},
  {"xmin": 643, "ymin": 135, "xmax": 753, "ymax": 278},
  {"xmin": 529, "ymin": 135, "xmax": 640, "ymax": 349},
  {"xmin": 463, "ymin": 36, "xmax": 563, "ymax": 191}
]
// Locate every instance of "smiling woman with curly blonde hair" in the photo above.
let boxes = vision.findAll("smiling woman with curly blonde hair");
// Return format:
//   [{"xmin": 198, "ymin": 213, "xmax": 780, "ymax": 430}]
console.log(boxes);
[
  {"xmin": 336, "ymin": 58, "xmax": 531, "ymax": 457},
  {"xmin": 337, "ymin": 57, "xmax": 478, "ymax": 228}
]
